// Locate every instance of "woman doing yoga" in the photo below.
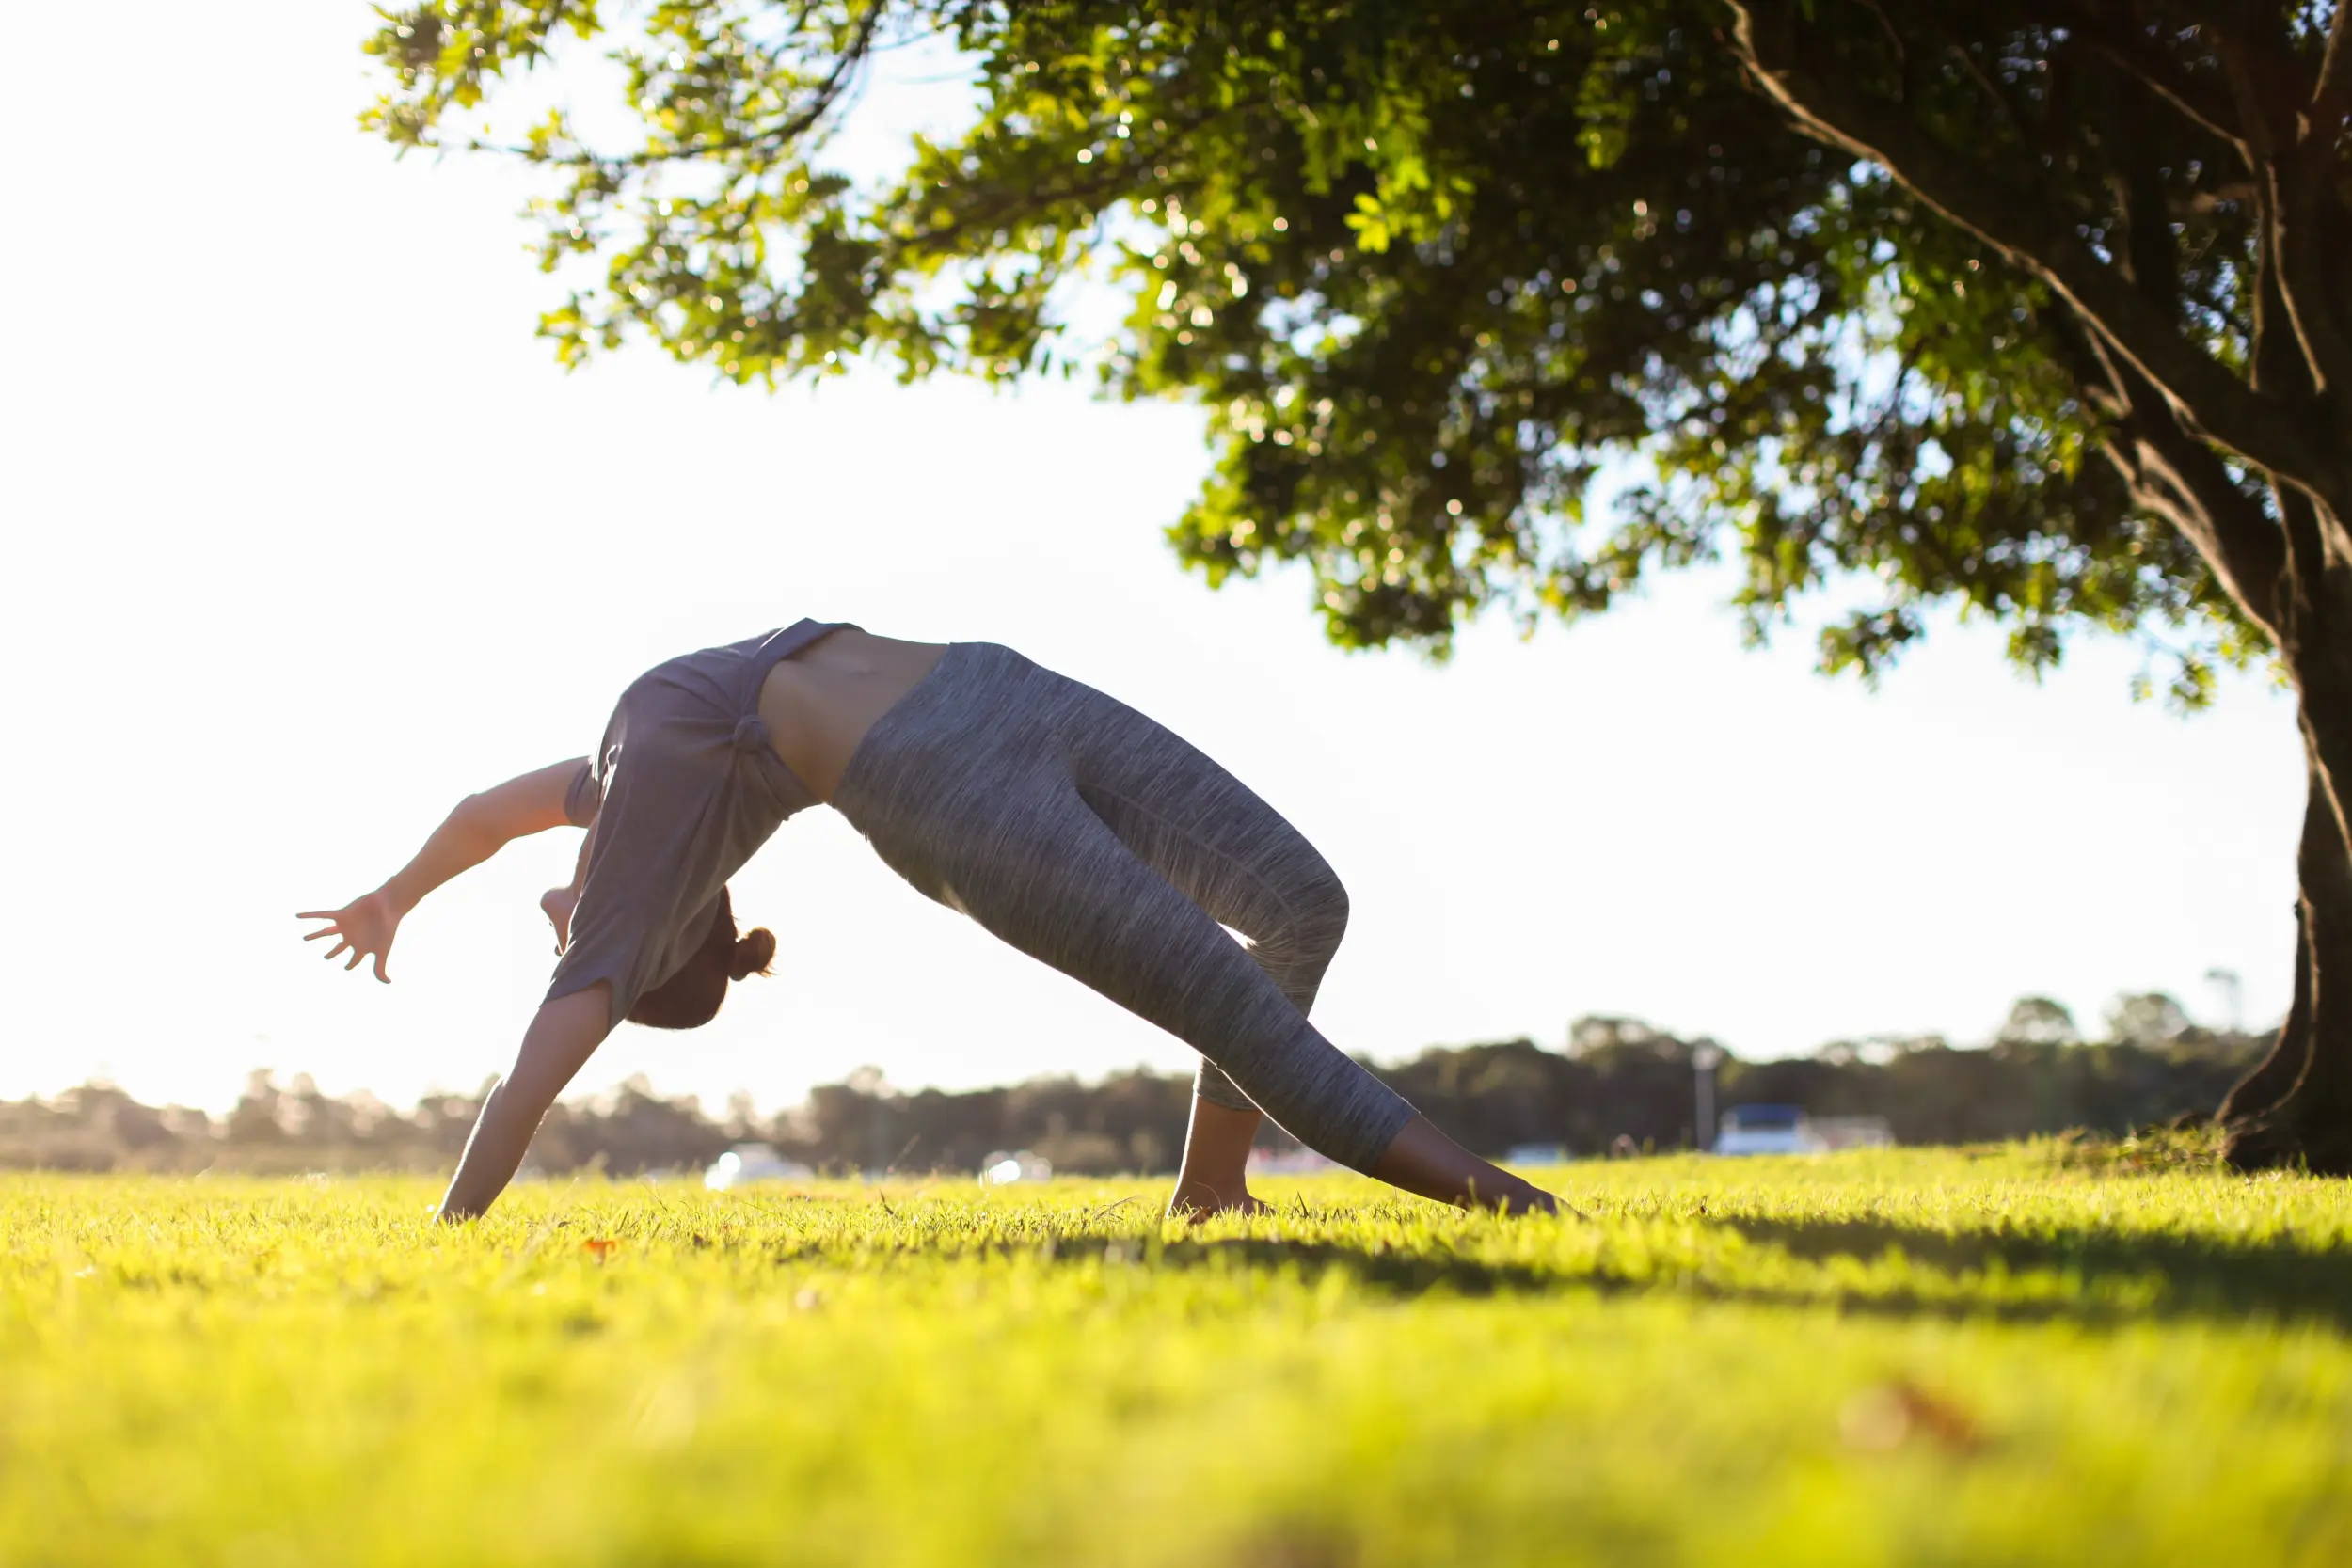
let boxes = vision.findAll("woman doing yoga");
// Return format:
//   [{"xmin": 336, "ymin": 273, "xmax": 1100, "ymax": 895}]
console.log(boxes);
[{"xmin": 299, "ymin": 623, "xmax": 1558, "ymax": 1220}]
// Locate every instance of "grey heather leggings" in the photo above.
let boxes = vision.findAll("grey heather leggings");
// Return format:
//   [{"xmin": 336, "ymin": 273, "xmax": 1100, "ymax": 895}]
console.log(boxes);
[{"xmin": 831, "ymin": 642, "xmax": 1417, "ymax": 1172}]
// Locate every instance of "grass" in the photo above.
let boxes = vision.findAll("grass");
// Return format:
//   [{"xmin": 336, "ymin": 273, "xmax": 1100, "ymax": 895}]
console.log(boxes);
[{"xmin": 3, "ymin": 1147, "xmax": 2347, "ymax": 1567}]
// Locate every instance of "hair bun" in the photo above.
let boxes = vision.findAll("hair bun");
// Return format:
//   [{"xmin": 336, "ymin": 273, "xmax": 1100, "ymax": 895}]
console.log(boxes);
[{"xmin": 730, "ymin": 927, "xmax": 778, "ymax": 981}]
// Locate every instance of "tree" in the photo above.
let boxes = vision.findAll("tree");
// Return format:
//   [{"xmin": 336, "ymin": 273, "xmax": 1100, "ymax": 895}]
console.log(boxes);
[
  {"xmin": 362, "ymin": 2, "xmax": 2351, "ymax": 1169},
  {"xmin": 2104, "ymin": 990, "xmax": 2195, "ymax": 1048},
  {"xmin": 1997, "ymin": 996, "xmax": 2083, "ymax": 1048}
]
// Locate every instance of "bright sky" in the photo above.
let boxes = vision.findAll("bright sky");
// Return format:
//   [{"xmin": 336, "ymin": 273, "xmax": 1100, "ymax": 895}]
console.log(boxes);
[{"xmin": 0, "ymin": 5, "xmax": 2305, "ymax": 1115}]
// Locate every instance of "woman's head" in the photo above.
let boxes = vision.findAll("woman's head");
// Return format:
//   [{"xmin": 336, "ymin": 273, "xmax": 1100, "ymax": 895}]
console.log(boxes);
[{"xmin": 626, "ymin": 886, "xmax": 775, "ymax": 1030}]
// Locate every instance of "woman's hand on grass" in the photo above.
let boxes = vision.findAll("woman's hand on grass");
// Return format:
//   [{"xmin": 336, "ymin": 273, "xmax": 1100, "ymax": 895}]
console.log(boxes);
[
  {"xmin": 296, "ymin": 891, "xmax": 403, "ymax": 983},
  {"xmin": 437, "ymin": 987, "xmax": 613, "ymax": 1221}
]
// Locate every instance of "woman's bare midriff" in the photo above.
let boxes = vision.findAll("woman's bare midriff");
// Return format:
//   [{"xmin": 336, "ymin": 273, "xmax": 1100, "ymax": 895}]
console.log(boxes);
[{"xmin": 755, "ymin": 627, "xmax": 949, "ymax": 802}]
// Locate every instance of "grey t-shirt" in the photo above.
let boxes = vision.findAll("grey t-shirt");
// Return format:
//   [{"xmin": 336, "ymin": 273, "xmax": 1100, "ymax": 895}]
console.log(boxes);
[{"xmin": 549, "ymin": 620, "xmax": 848, "ymax": 1024}]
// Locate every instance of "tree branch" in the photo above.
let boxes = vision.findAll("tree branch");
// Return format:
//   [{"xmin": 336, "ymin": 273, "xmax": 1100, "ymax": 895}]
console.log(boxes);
[
  {"xmin": 2053, "ymin": 303, "xmax": 2289, "ymax": 634},
  {"xmin": 2106, "ymin": 413, "xmax": 2288, "ymax": 639},
  {"xmin": 2310, "ymin": 0, "xmax": 2352, "ymax": 130},
  {"xmin": 1725, "ymin": 0, "xmax": 2344, "ymax": 511},
  {"xmin": 2218, "ymin": 32, "xmax": 2352, "ymax": 422},
  {"xmin": 2043, "ymin": 0, "xmax": 2247, "ymax": 151},
  {"xmin": 483, "ymin": 5, "xmax": 885, "ymax": 174}
]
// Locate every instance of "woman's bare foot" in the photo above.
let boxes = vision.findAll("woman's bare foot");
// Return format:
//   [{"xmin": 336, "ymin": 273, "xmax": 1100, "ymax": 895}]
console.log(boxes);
[
  {"xmin": 1166, "ymin": 1180, "xmax": 1272, "ymax": 1221},
  {"xmin": 1371, "ymin": 1116, "xmax": 1576, "ymax": 1216},
  {"xmin": 1167, "ymin": 1096, "xmax": 1275, "ymax": 1221}
]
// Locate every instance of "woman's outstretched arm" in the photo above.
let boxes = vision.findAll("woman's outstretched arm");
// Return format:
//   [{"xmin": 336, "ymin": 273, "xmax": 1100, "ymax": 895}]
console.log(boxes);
[
  {"xmin": 298, "ymin": 757, "xmax": 589, "ymax": 981},
  {"xmin": 437, "ymin": 984, "xmax": 612, "ymax": 1221}
]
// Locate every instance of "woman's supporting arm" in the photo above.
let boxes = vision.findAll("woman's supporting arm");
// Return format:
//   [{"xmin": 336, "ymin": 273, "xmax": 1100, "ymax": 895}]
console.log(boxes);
[
  {"xmin": 299, "ymin": 757, "xmax": 589, "ymax": 981},
  {"xmin": 437, "ymin": 984, "xmax": 613, "ymax": 1221}
]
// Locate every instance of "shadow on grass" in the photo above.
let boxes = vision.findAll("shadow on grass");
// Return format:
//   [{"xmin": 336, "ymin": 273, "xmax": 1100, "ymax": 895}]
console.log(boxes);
[
  {"xmin": 1043, "ymin": 1223, "xmax": 2352, "ymax": 1332},
  {"xmin": 1721, "ymin": 1216, "xmax": 2352, "ymax": 1331},
  {"xmin": 1149, "ymin": 1237, "xmax": 1558, "ymax": 1298}
]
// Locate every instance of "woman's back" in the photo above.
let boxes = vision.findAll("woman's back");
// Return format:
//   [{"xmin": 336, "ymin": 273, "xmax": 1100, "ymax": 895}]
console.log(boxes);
[{"xmin": 757, "ymin": 626, "xmax": 947, "ymax": 802}]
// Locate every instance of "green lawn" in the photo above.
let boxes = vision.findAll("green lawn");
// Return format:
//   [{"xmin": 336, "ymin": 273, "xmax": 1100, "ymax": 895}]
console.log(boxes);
[{"xmin": 3, "ymin": 1149, "xmax": 2347, "ymax": 1566}]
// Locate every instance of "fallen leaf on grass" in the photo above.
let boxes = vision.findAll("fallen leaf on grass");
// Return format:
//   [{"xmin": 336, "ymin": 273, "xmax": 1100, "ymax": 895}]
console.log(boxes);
[{"xmin": 1840, "ymin": 1379, "xmax": 1987, "ymax": 1455}]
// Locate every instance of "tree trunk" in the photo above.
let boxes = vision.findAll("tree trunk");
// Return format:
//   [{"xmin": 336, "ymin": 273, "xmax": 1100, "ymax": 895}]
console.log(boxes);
[
  {"xmin": 2218, "ymin": 896, "xmax": 2309, "ymax": 1125},
  {"xmin": 2220, "ymin": 762, "xmax": 2321, "ymax": 1123},
  {"xmin": 2225, "ymin": 486, "xmax": 2352, "ymax": 1174},
  {"xmin": 2226, "ymin": 744, "xmax": 2352, "ymax": 1175}
]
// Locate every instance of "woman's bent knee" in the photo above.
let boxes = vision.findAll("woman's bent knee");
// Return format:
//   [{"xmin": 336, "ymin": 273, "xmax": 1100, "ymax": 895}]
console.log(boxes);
[
  {"xmin": 1308, "ymin": 873, "xmax": 1349, "ymax": 951},
  {"xmin": 1257, "ymin": 869, "xmax": 1348, "ymax": 982}
]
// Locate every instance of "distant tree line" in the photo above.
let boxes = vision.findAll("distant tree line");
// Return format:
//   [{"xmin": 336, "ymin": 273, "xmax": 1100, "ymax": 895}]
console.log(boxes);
[
  {"xmin": 0, "ymin": 994, "xmax": 2262, "ymax": 1177},
  {"xmin": 1387, "ymin": 1001, "xmax": 2256, "ymax": 1157}
]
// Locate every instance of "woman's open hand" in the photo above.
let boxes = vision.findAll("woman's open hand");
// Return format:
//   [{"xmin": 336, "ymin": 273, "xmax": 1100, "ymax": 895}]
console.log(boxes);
[{"xmin": 296, "ymin": 890, "xmax": 404, "ymax": 983}]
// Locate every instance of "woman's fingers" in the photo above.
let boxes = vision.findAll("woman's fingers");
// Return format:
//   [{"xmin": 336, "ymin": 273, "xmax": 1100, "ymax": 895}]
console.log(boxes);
[
  {"xmin": 303, "ymin": 909, "xmax": 391, "ymax": 979},
  {"xmin": 298, "ymin": 911, "xmax": 351, "ymax": 944}
]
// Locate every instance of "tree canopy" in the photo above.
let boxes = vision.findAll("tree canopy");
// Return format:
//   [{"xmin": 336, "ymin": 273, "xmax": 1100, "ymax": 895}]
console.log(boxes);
[{"xmin": 365, "ymin": 0, "xmax": 2290, "ymax": 678}]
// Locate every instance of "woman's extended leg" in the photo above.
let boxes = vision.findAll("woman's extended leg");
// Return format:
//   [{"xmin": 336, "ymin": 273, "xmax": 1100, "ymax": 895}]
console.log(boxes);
[
  {"xmin": 1067, "ymin": 731, "xmax": 1351, "ymax": 1214},
  {"xmin": 885, "ymin": 778, "xmax": 1413, "ymax": 1169},
  {"xmin": 1061, "ymin": 710, "xmax": 1563, "ymax": 1216},
  {"xmin": 966, "ymin": 801, "xmax": 1549, "ymax": 1211},
  {"xmin": 833, "ymin": 646, "xmax": 1554, "ymax": 1213}
]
